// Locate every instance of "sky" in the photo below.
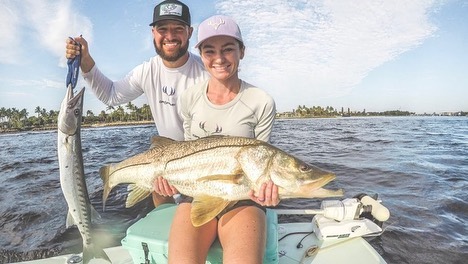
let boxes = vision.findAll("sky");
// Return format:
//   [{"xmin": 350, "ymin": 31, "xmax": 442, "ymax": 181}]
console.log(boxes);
[{"xmin": 1, "ymin": 0, "xmax": 467, "ymax": 115}]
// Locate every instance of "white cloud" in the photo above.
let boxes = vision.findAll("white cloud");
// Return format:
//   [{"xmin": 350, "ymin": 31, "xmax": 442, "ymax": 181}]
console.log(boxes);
[
  {"xmin": 2, "ymin": 77, "xmax": 63, "ymax": 89},
  {"xmin": 0, "ymin": 2, "xmax": 22, "ymax": 64},
  {"xmin": 0, "ymin": 0, "xmax": 93, "ymax": 67},
  {"xmin": 215, "ymin": 0, "xmax": 438, "ymax": 110}
]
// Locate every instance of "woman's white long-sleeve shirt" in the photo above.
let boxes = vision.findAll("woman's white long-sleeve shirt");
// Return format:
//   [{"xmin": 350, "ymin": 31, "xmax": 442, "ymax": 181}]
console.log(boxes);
[{"xmin": 179, "ymin": 79, "xmax": 276, "ymax": 142}]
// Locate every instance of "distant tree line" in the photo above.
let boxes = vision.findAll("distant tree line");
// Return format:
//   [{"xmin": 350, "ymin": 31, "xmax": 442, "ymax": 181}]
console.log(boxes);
[
  {"xmin": 292, "ymin": 105, "xmax": 339, "ymax": 117},
  {"xmin": 2, "ymin": 103, "xmax": 466, "ymax": 133},
  {"xmin": 0, "ymin": 102, "xmax": 153, "ymax": 132},
  {"xmin": 277, "ymin": 105, "xmax": 417, "ymax": 118}
]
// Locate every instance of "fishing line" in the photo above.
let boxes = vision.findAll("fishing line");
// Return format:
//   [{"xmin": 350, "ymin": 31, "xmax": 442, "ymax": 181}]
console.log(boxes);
[
  {"xmin": 278, "ymin": 231, "xmax": 313, "ymax": 242},
  {"xmin": 278, "ymin": 231, "xmax": 315, "ymax": 248},
  {"xmin": 296, "ymin": 232, "xmax": 314, "ymax": 249}
]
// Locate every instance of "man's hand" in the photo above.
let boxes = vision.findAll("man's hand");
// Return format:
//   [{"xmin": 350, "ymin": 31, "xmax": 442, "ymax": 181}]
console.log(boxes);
[
  {"xmin": 249, "ymin": 180, "xmax": 280, "ymax": 207},
  {"xmin": 65, "ymin": 36, "xmax": 95, "ymax": 73}
]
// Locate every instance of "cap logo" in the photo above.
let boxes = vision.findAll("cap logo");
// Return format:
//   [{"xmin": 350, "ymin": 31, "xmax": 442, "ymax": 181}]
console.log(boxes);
[
  {"xmin": 208, "ymin": 18, "xmax": 225, "ymax": 30},
  {"xmin": 160, "ymin": 3, "xmax": 183, "ymax": 17}
]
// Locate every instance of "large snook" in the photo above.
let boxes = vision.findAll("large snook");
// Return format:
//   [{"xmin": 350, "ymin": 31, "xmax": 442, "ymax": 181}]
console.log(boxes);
[
  {"xmin": 101, "ymin": 136, "xmax": 343, "ymax": 227},
  {"xmin": 57, "ymin": 86, "xmax": 110, "ymax": 264}
]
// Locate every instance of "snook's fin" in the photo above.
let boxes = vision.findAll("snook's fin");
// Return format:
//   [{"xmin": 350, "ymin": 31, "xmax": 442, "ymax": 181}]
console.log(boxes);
[
  {"xmin": 191, "ymin": 195, "xmax": 237, "ymax": 227},
  {"xmin": 190, "ymin": 171, "xmax": 246, "ymax": 227},
  {"xmin": 150, "ymin": 136, "xmax": 176, "ymax": 149},
  {"xmin": 126, "ymin": 184, "xmax": 152, "ymax": 208},
  {"xmin": 99, "ymin": 165, "xmax": 112, "ymax": 210}
]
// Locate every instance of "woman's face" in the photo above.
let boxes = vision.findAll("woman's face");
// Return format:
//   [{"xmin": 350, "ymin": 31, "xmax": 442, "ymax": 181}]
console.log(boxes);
[{"xmin": 200, "ymin": 36, "xmax": 245, "ymax": 82}]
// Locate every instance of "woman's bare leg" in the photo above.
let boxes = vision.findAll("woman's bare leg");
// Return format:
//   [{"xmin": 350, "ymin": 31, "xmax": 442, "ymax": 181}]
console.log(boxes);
[
  {"xmin": 218, "ymin": 206, "xmax": 266, "ymax": 264},
  {"xmin": 168, "ymin": 203, "xmax": 217, "ymax": 264}
]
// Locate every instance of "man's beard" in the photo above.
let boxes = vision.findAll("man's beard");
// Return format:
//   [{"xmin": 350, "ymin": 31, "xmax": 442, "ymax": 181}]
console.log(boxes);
[{"xmin": 154, "ymin": 39, "xmax": 189, "ymax": 62}]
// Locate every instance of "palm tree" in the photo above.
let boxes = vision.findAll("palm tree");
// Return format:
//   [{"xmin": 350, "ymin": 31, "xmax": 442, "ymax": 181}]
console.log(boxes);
[
  {"xmin": 48, "ymin": 110, "xmax": 59, "ymax": 124},
  {"xmin": 106, "ymin": 105, "xmax": 115, "ymax": 113},
  {"xmin": 39, "ymin": 108, "xmax": 48, "ymax": 124},
  {"xmin": 35, "ymin": 106, "xmax": 42, "ymax": 118},
  {"xmin": 0, "ymin": 107, "xmax": 6, "ymax": 123},
  {"xmin": 106, "ymin": 105, "xmax": 115, "ymax": 122},
  {"xmin": 5, "ymin": 108, "xmax": 12, "ymax": 123},
  {"xmin": 86, "ymin": 110, "xmax": 94, "ymax": 117},
  {"xmin": 19, "ymin": 109, "xmax": 28, "ymax": 126},
  {"xmin": 98, "ymin": 110, "xmax": 107, "ymax": 122},
  {"xmin": 141, "ymin": 104, "xmax": 152, "ymax": 121},
  {"xmin": 126, "ymin": 102, "xmax": 135, "ymax": 121},
  {"xmin": 133, "ymin": 105, "xmax": 141, "ymax": 121},
  {"xmin": 9, "ymin": 108, "xmax": 21, "ymax": 128},
  {"xmin": 114, "ymin": 106, "xmax": 125, "ymax": 122}
]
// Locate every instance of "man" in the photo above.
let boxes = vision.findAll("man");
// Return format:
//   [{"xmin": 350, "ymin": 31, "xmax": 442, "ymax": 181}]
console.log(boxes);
[{"xmin": 66, "ymin": 0, "xmax": 209, "ymax": 206}]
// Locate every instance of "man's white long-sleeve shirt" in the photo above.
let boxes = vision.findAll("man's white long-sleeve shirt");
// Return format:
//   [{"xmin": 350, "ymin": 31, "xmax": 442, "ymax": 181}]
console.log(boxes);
[{"xmin": 82, "ymin": 53, "xmax": 209, "ymax": 140}]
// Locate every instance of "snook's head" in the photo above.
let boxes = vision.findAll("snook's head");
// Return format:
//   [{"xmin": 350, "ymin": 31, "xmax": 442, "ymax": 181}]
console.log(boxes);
[{"xmin": 237, "ymin": 142, "xmax": 343, "ymax": 199}]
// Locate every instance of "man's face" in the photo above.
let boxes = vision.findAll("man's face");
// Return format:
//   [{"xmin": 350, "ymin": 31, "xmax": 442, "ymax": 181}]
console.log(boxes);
[{"xmin": 152, "ymin": 21, "xmax": 193, "ymax": 62}]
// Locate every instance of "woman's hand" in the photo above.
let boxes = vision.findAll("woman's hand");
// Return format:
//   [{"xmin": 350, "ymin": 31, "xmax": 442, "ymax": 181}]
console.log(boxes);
[
  {"xmin": 153, "ymin": 176, "xmax": 178, "ymax": 196},
  {"xmin": 249, "ymin": 180, "xmax": 280, "ymax": 207}
]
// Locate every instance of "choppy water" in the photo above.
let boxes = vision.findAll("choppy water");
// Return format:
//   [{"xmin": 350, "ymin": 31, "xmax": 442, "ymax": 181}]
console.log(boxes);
[{"xmin": 0, "ymin": 117, "xmax": 467, "ymax": 263}]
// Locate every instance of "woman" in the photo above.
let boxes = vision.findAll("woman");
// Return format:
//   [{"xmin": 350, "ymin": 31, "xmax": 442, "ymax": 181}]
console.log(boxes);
[{"xmin": 156, "ymin": 15, "xmax": 279, "ymax": 263}]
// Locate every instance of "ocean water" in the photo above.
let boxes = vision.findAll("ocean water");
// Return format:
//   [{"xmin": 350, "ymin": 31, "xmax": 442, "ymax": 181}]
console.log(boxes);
[{"xmin": 0, "ymin": 117, "xmax": 467, "ymax": 263}]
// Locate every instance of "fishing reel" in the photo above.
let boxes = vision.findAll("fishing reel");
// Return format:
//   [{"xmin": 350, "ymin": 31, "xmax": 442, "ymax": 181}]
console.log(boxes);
[{"xmin": 312, "ymin": 194, "xmax": 390, "ymax": 240}]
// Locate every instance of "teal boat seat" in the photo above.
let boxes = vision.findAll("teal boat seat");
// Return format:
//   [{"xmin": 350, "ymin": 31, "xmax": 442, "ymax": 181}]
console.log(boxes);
[{"xmin": 122, "ymin": 203, "xmax": 279, "ymax": 264}]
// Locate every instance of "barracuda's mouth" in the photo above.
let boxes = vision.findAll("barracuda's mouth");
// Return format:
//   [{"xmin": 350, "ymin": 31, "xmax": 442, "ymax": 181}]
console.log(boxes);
[
  {"xmin": 58, "ymin": 86, "xmax": 85, "ymax": 135},
  {"xmin": 67, "ymin": 87, "xmax": 85, "ymax": 108}
]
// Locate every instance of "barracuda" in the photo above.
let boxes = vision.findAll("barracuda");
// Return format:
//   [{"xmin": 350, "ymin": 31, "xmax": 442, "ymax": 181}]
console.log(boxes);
[{"xmin": 57, "ymin": 85, "xmax": 110, "ymax": 264}]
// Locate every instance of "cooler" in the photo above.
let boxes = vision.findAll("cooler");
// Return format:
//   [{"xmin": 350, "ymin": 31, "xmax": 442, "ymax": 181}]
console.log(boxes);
[{"xmin": 121, "ymin": 203, "xmax": 279, "ymax": 264}]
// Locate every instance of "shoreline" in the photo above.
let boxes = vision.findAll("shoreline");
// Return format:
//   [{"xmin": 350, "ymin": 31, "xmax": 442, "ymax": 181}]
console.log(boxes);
[
  {"xmin": 1, "ymin": 114, "xmax": 465, "ymax": 135},
  {"xmin": 0, "ymin": 121, "xmax": 155, "ymax": 135}
]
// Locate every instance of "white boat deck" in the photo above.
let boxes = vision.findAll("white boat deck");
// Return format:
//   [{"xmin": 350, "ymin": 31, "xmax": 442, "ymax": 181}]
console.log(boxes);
[
  {"xmin": 276, "ymin": 222, "xmax": 386, "ymax": 263},
  {"xmin": 16, "ymin": 223, "xmax": 386, "ymax": 264}
]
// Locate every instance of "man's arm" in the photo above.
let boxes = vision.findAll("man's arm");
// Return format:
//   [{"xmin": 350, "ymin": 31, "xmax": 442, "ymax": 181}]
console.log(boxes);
[{"xmin": 65, "ymin": 36, "xmax": 144, "ymax": 106}]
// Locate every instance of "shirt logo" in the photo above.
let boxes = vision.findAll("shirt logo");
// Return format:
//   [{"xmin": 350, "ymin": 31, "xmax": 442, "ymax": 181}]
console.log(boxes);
[
  {"xmin": 159, "ymin": 86, "xmax": 176, "ymax": 106},
  {"xmin": 197, "ymin": 121, "xmax": 222, "ymax": 138},
  {"xmin": 162, "ymin": 86, "xmax": 176, "ymax": 96},
  {"xmin": 160, "ymin": 4, "xmax": 183, "ymax": 17}
]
